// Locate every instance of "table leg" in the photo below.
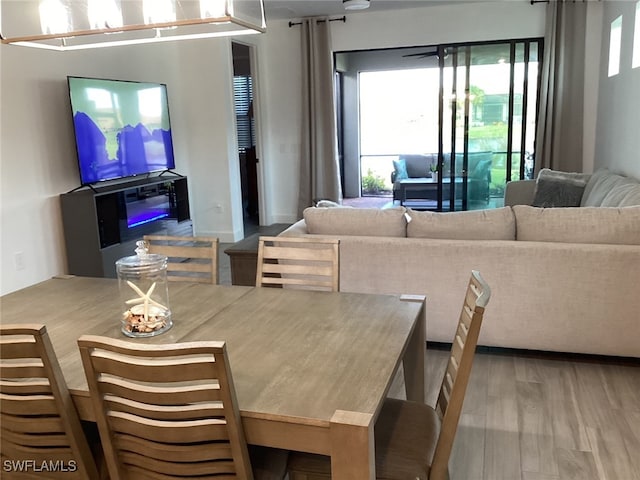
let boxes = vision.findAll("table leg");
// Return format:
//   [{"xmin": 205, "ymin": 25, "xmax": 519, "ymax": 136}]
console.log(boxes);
[
  {"xmin": 400, "ymin": 183, "xmax": 407, "ymax": 206},
  {"xmin": 329, "ymin": 410, "xmax": 375, "ymax": 479},
  {"xmin": 400, "ymin": 295, "xmax": 426, "ymax": 403}
]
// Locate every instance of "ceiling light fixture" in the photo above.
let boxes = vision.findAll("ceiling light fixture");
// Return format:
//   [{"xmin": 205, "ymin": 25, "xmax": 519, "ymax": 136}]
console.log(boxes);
[
  {"xmin": 0, "ymin": 0, "xmax": 266, "ymax": 51},
  {"xmin": 343, "ymin": 0, "xmax": 370, "ymax": 11}
]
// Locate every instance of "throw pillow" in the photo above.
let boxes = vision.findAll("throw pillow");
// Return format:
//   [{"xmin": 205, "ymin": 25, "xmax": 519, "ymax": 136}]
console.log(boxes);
[
  {"xmin": 406, "ymin": 207, "xmax": 516, "ymax": 240},
  {"xmin": 392, "ymin": 158, "xmax": 409, "ymax": 181},
  {"xmin": 403, "ymin": 155, "xmax": 433, "ymax": 178},
  {"xmin": 304, "ymin": 206, "xmax": 408, "ymax": 237},
  {"xmin": 513, "ymin": 205, "xmax": 640, "ymax": 245},
  {"xmin": 532, "ymin": 168, "xmax": 591, "ymax": 208}
]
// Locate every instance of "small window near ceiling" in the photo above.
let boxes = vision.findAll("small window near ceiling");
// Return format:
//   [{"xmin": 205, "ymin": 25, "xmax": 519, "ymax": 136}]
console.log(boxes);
[
  {"xmin": 143, "ymin": 0, "xmax": 176, "ymax": 24},
  {"xmin": 88, "ymin": 0, "xmax": 123, "ymax": 29},
  {"xmin": 39, "ymin": 0, "xmax": 71, "ymax": 34},
  {"xmin": 633, "ymin": 1, "xmax": 640, "ymax": 68},
  {"xmin": 608, "ymin": 15, "xmax": 623, "ymax": 77}
]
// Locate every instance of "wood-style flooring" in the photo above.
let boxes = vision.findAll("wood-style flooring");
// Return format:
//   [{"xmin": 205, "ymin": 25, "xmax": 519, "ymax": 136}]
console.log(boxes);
[{"xmin": 389, "ymin": 347, "xmax": 640, "ymax": 480}]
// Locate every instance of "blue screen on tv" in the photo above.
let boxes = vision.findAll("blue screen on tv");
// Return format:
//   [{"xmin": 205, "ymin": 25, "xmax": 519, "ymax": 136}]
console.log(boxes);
[{"xmin": 68, "ymin": 77, "xmax": 176, "ymax": 185}]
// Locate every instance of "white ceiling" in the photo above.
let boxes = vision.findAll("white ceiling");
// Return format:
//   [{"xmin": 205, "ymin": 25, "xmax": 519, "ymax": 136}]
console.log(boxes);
[{"xmin": 262, "ymin": 0, "xmax": 469, "ymax": 21}]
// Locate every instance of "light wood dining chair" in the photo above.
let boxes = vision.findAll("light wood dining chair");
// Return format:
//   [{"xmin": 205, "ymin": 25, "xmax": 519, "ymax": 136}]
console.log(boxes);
[
  {"xmin": 77, "ymin": 335, "xmax": 288, "ymax": 480},
  {"xmin": 287, "ymin": 270, "xmax": 492, "ymax": 480},
  {"xmin": 143, "ymin": 234, "xmax": 219, "ymax": 284},
  {"xmin": 255, "ymin": 236, "xmax": 340, "ymax": 291},
  {"xmin": 0, "ymin": 324, "xmax": 101, "ymax": 480}
]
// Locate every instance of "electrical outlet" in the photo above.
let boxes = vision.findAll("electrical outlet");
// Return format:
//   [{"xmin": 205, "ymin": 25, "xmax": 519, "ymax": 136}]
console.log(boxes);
[{"xmin": 14, "ymin": 252, "xmax": 25, "ymax": 271}]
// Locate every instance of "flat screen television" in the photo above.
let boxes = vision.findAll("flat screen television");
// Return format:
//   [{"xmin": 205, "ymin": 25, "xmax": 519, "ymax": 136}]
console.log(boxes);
[{"xmin": 67, "ymin": 76, "xmax": 176, "ymax": 185}]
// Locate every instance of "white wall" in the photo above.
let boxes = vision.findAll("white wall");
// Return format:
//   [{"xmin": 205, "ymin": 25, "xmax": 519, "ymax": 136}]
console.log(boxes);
[
  {"xmin": 594, "ymin": 0, "xmax": 640, "ymax": 179},
  {"xmin": 583, "ymin": 2, "xmax": 604, "ymax": 175},
  {"xmin": 250, "ymin": 23, "xmax": 303, "ymax": 226},
  {"xmin": 170, "ymin": 39, "xmax": 242, "ymax": 240},
  {"xmin": 331, "ymin": 1, "xmax": 545, "ymax": 50}
]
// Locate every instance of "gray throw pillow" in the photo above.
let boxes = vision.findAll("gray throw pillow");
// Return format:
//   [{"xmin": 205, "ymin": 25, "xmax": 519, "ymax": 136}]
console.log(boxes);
[
  {"xmin": 402, "ymin": 155, "xmax": 432, "ymax": 178},
  {"xmin": 532, "ymin": 169, "xmax": 591, "ymax": 208}
]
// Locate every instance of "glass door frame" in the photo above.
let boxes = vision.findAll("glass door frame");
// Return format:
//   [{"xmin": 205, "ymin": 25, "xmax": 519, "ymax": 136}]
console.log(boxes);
[{"xmin": 435, "ymin": 38, "xmax": 543, "ymax": 211}]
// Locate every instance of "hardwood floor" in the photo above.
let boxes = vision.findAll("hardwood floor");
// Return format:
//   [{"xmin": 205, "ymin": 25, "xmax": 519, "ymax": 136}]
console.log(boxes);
[{"xmin": 389, "ymin": 346, "xmax": 640, "ymax": 480}]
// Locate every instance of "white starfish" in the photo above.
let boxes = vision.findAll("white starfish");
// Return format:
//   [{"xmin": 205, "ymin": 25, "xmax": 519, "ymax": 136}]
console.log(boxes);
[{"xmin": 125, "ymin": 281, "xmax": 167, "ymax": 321}]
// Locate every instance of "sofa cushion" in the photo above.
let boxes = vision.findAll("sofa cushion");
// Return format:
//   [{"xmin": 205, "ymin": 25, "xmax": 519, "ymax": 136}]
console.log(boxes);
[
  {"xmin": 581, "ymin": 168, "xmax": 639, "ymax": 207},
  {"xmin": 531, "ymin": 168, "xmax": 591, "ymax": 208},
  {"xmin": 513, "ymin": 205, "xmax": 640, "ymax": 245},
  {"xmin": 303, "ymin": 206, "xmax": 407, "ymax": 237},
  {"xmin": 406, "ymin": 207, "xmax": 516, "ymax": 240}
]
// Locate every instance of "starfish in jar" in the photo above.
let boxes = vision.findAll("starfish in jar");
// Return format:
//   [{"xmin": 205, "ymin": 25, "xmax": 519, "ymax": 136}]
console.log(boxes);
[{"xmin": 125, "ymin": 281, "xmax": 167, "ymax": 322}]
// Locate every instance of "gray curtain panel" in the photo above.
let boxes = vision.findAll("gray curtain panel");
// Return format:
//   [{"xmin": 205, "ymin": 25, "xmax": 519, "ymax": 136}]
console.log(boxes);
[
  {"xmin": 297, "ymin": 17, "xmax": 342, "ymax": 218},
  {"xmin": 535, "ymin": 0, "xmax": 587, "ymax": 175}
]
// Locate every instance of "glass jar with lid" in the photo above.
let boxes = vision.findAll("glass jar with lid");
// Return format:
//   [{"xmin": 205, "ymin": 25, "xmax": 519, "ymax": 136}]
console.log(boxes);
[{"xmin": 116, "ymin": 241, "xmax": 172, "ymax": 337}]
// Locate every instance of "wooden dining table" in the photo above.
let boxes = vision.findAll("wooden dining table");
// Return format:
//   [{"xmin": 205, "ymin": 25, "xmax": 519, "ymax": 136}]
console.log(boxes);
[{"xmin": 0, "ymin": 276, "xmax": 426, "ymax": 479}]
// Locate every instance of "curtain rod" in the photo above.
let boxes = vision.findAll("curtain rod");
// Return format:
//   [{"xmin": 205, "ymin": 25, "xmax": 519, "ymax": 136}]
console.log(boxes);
[{"xmin": 289, "ymin": 16, "xmax": 346, "ymax": 28}]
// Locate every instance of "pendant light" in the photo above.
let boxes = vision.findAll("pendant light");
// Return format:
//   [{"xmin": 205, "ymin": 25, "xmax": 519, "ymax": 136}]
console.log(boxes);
[{"xmin": 0, "ymin": 0, "xmax": 266, "ymax": 51}]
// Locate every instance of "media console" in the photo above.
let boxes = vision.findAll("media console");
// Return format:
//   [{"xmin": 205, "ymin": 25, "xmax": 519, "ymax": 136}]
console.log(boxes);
[{"xmin": 60, "ymin": 176, "xmax": 192, "ymax": 278}]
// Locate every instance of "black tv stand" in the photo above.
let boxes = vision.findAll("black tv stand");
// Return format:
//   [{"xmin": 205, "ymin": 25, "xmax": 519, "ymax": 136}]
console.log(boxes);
[{"xmin": 60, "ymin": 176, "xmax": 192, "ymax": 278}]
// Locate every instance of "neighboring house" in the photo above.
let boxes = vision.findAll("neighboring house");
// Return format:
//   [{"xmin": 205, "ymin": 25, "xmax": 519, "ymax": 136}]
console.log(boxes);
[{"xmin": 0, "ymin": 1, "xmax": 639, "ymax": 295}]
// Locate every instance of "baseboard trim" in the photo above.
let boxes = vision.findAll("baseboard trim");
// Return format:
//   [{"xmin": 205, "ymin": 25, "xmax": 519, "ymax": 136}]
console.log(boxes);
[{"xmin": 426, "ymin": 341, "xmax": 640, "ymax": 365}]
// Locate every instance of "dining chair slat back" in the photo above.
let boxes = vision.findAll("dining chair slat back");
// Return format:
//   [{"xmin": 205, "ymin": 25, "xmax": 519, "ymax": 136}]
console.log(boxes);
[
  {"xmin": 143, "ymin": 234, "xmax": 219, "ymax": 284},
  {"xmin": 78, "ymin": 335, "xmax": 287, "ymax": 480},
  {"xmin": 0, "ymin": 324, "xmax": 101, "ymax": 479},
  {"xmin": 287, "ymin": 270, "xmax": 491, "ymax": 480},
  {"xmin": 255, "ymin": 236, "xmax": 340, "ymax": 291},
  {"xmin": 429, "ymin": 269, "xmax": 490, "ymax": 479}
]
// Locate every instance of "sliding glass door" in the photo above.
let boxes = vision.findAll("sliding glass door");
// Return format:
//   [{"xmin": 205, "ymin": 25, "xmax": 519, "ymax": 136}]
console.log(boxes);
[
  {"xmin": 337, "ymin": 37, "xmax": 542, "ymax": 211},
  {"xmin": 439, "ymin": 40, "xmax": 541, "ymax": 211}
]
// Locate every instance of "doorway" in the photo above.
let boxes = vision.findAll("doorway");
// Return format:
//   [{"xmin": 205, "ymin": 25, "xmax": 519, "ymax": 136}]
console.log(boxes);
[{"xmin": 232, "ymin": 42, "xmax": 259, "ymax": 234}]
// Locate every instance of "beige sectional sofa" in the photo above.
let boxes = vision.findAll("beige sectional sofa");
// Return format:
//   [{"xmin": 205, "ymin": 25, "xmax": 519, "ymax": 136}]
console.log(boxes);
[{"xmin": 281, "ymin": 169, "xmax": 640, "ymax": 358}]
